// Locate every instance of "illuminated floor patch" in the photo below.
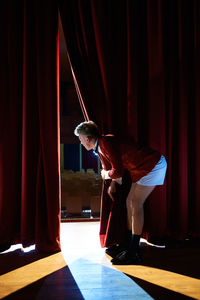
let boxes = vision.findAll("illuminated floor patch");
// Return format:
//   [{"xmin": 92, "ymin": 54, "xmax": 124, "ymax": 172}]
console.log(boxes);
[
  {"xmin": 68, "ymin": 257, "xmax": 153, "ymax": 300},
  {"xmin": 61, "ymin": 222, "xmax": 153, "ymax": 299},
  {"xmin": 115, "ymin": 264, "xmax": 200, "ymax": 299},
  {"xmin": 0, "ymin": 252, "xmax": 66, "ymax": 298}
]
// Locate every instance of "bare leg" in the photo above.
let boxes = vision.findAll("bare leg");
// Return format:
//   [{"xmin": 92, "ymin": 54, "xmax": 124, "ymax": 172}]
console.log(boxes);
[
  {"xmin": 126, "ymin": 183, "xmax": 136, "ymax": 231},
  {"xmin": 126, "ymin": 183, "xmax": 156, "ymax": 234},
  {"xmin": 112, "ymin": 183, "xmax": 156, "ymax": 265}
]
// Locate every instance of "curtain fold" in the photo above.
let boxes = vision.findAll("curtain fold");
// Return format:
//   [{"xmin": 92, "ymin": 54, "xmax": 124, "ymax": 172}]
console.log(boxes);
[
  {"xmin": 0, "ymin": 0, "xmax": 60, "ymax": 252},
  {"xmin": 59, "ymin": 0, "xmax": 200, "ymax": 244}
]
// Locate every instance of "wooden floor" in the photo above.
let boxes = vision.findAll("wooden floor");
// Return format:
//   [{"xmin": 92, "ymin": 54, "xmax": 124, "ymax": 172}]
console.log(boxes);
[{"xmin": 0, "ymin": 222, "xmax": 200, "ymax": 300}]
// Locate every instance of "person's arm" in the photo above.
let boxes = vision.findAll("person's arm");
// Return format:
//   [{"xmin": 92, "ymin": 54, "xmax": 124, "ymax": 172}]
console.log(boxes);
[
  {"xmin": 101, "ymin": 169, "xmax": 122, "ymax": 184},
  {"xmin": 100, "ymin": 137, "xmax": 124, "ymax": 179},
  {"xmin": 107, "ymin": 180, "xmax": 117, "ymax": 201}
]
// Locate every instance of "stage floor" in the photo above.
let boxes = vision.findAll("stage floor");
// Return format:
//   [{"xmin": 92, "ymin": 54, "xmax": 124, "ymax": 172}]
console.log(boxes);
[
  {"xmin": 0, "ymin": 221, "xmax": 200, "ymax": 299},
  {"xmin": 60, "ymin": 222, "xmax": 200, "ymax": 300}
]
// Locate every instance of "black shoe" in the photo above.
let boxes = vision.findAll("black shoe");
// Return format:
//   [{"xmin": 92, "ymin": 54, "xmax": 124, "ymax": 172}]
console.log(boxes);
[
  {"xmin": 105, "ymin": 244, "xmax": 127, "ymax": 258},
  {"xmin": 111, "ymin": 250, "xmax": 142, "ymax": 265}
]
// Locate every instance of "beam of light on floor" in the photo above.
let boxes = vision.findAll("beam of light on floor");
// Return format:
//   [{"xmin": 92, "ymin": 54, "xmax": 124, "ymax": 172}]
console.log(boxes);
[
  {"xmin": 67, "ymin": 257, "xmax": 154, "ymax": 299},
  {"xmin": 0, "ymin": 252, "xmax": 66, "ymax": 299},
  {"xmin": 63, "ymin": 248, "xmax": 200, "ymax": 300},
  {"xmin": 61, "ymin": 222, "xmax": 200, "ymax": 300},
  {"xmin": 61, "ymin": 222, "xmax": 154, "ymax": 299}
]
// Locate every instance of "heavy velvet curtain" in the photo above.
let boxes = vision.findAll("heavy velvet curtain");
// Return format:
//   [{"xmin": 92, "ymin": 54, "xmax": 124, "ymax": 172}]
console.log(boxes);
[
  {"xmin": 59, "ymin": 0, "xmax": 200, "ymax": 243},
  {"xmin": 0, "ymin": 0, "xmax": 60, "ymax": 252}
]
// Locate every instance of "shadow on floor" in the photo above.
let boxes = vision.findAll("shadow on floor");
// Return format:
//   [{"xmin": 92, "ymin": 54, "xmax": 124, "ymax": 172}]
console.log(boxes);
[
  {"xmin": 0, "ymin": 249, "xmax": 57, "ymax": 275},
  {"xmin": 0, "ymin": 249, "xmax": 84, "ymax": 299},
  {"xmin": 3, "ymin": 265, "xmax": 84, "ymax": 300},
  {"xmin": 127, "ymin": 275, "xmax": 195, "ymax": 300},
  {"xmin": 140, "ymin": 243, "xmax": 200, "ymax": 279}
]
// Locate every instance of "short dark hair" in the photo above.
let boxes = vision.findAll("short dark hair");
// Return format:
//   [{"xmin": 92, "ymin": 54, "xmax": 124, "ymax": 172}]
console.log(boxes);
[{"xmin": 74, "ymin": 121, "xmax": 100, "ymax": 138}]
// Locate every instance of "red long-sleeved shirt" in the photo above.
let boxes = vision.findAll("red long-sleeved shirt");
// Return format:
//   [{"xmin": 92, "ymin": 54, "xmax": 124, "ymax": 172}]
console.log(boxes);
[{"xmin": 97, "ymin": 135, "xmax": 161, "ymax": 182}]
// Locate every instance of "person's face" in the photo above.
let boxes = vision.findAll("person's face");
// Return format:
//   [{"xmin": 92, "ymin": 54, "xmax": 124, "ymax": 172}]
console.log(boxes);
[{"xmin": 78, "ymin": 134, "xmax": 95, "ymax": 151}]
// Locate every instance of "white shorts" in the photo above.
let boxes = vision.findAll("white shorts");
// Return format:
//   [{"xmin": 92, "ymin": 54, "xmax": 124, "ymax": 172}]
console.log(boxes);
[{"xmin": 136, "ymin": 155, "xmax": 167, "ymax": 186}]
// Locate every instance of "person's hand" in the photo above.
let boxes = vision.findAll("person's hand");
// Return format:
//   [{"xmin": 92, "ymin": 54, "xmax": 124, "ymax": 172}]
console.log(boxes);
[
  {"xmin": 101, "ymin": 169, "xmax": 106, "ymax": 180},
  {"xmin": 108, "ymin": 181, "xmax": 117, "ymax": 201}
]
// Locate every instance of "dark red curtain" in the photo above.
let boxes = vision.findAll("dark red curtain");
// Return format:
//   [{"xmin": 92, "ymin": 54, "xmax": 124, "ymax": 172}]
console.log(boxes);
[
  {"xmin": 59, "ymin": 0, "xmax": 200, "ymax": 243},
  {"xmin": 0, "ymin": 0, "xmax": 61, "ymax": 252}
]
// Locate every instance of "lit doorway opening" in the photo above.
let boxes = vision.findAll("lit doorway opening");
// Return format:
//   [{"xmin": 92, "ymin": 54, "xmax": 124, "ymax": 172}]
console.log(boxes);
[{"xmin": 59, "ymin": 16, "xmax": 102, "ymax": 221}]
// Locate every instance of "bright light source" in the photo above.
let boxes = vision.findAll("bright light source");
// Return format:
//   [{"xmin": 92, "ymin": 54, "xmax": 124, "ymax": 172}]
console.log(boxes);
[
  {"xmin": 22, "ymin": 245, "xmax": 35, "ymax": 253},
  {"xmin": 0, "ymin": 244, "xmax": 36, "ymax": 254},
  {"xmin": 0, "ymin": 244, "xmax": 22, "ymax": 254}
]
